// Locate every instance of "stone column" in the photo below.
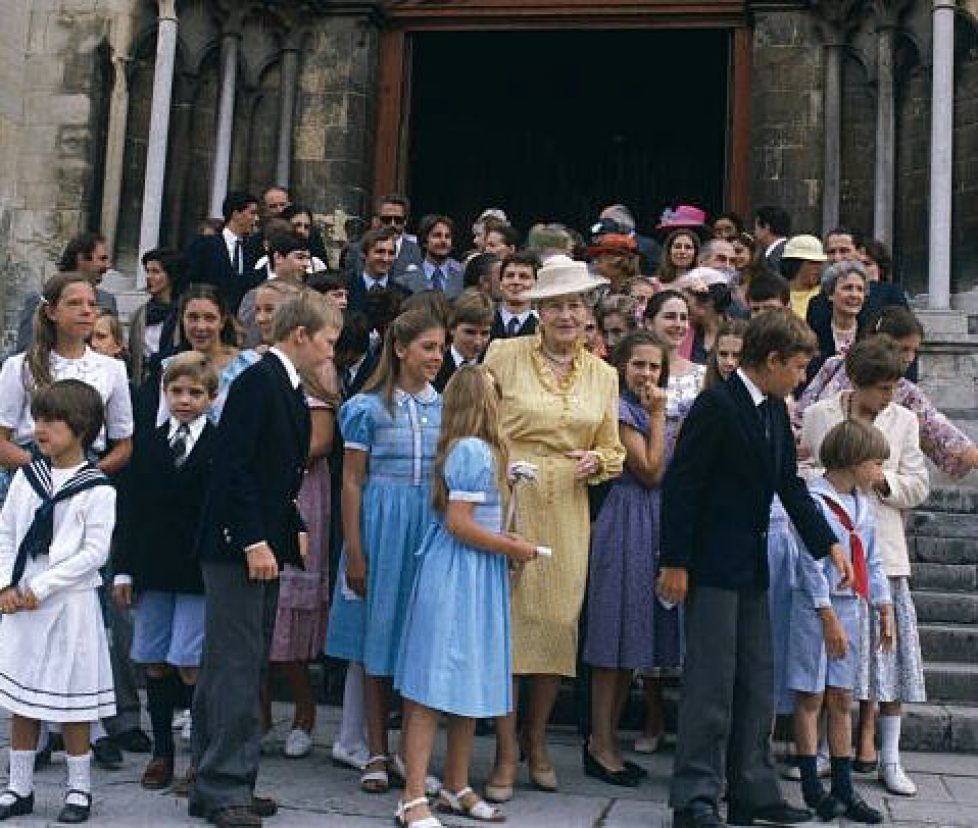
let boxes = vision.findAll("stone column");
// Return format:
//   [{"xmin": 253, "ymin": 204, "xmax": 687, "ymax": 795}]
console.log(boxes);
[
  {"xmin": 928, "ymin": 0, "xmax": 955, "ymax": 310},
  {"xmin": 135, "ymin": 0, "xmax": 178, "ymax": 286},
  {"xmin": 208, "ymin": 27, "xmax": 241, "ymax": 219},
  {"xmin": 822, "ymin": 41, "xmax": 843, "ymax": 234},
  {"xmin": 275, "ymin": 40, "xmax": 301, "ymax": 187},
  {"xmin": 99, "ymin": 12, "xmax": 136, "ymax": 256},
  {"xmin": 874, "ymin": 22, "xmax": 896, "ymax": 245}
]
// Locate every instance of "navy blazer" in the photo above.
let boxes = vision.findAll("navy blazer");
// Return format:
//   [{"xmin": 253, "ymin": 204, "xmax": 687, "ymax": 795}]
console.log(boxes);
[
  {"xmin": 346, "ymin": 273, "xmax": 412, "ymax": 315},
  {"xmin": 490, "ymin": 311, "xmax": 538, "ymax": 341},
  {"xmin": 660, "ymin": 372, "xmax": 837, "ymax": 590},
  {"xmin": 115, "ymin": 421, "xmax": 216, "ymax": 594},
  {"xmin": 184, "ymin": 233, "xmax": 262, "ymax": 313},
  {"xmin": 195, "ymin": 354, "xmax": 310, "ymax": 568}
]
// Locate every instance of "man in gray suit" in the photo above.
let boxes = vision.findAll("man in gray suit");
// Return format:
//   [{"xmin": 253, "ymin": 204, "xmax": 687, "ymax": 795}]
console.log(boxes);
[
  {"xmin": 345, "ymin": 193, "xmax": 424, "ymax": 284},
  {"xmin": 397, "ymin": 213, "xmax": 464, "ymax": 299},
  {"xmin": 15, "ymin": 232, "xmax": 119, "ymax": 352}
]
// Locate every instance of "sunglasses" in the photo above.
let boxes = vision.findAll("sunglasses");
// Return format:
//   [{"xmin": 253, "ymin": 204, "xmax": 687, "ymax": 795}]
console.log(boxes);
[{"xmin": 379, "ymin": 215, "xmax": 405, "ymax": 226}]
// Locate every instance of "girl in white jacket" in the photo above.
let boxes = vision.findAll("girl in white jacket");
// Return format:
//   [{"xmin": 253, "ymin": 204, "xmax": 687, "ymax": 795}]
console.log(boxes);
[
  {"xmin": 801, "ymin": 335, "xmax": 930, "ymax": 797},
  {"xmin": 0, "ymin": 380, "xmax": 116, "ymax": 824}
]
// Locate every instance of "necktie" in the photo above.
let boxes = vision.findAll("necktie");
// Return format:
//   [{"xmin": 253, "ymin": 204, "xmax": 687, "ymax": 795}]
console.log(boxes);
[
  {"xmin": 232, "ymin": 239, "xmax": 243, "ymax": 275},
  {"xmin": 10, "ymin": 460, "xmax": 111, "ymax": 588},
  {"xmin": 506, "ymin": 316, "xmax": 520, "ymax": 337},
  {"xmin": 432, "ymin": 268, "xmax": 446, "ymax": 293},
  {"xmin": 368, "ymin": 281, "xmax": 384, "ymax": 294},
  {"xmin": 817, "ymin": 493, "xmax": 871, "ymax": 600},
  {"xmin": 758, "ymin": 399, "xmax": 773, "ymax": 444},
  {"xmin": 170, "ymin": 423, "xmax": 190, "ymax": 468}
]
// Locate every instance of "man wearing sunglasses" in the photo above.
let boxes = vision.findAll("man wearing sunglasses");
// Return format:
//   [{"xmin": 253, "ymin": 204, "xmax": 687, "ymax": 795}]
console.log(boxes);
[{"xmin": 345, "ymin": 193, "xmax": 423, "ymax": 284}]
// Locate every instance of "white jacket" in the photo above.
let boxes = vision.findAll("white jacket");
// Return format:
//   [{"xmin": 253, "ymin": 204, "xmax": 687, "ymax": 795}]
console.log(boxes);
[
  {"xmin": 800, "ymin": 392, "xmax": 930, "ymax": 578},
  {"xmin": 0, "ymin": 468, "xmax": 115, "ymax": 602}
]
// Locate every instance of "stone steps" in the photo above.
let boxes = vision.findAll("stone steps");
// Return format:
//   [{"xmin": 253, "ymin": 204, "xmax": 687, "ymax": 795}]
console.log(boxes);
[
  {"xmin": 924, "ymin": 661, "xmax": 978, "ymax": 705},
  {"xmin": 914, "ymin": 590, "xmax": 978, "ymax": 623},
  {"xmin": 911, "ymin": 561, "xmax": 977, "ymax": 591},
  {"xmin": 917, "ymin": 622, "xmax": 978, "ymax": 663}
]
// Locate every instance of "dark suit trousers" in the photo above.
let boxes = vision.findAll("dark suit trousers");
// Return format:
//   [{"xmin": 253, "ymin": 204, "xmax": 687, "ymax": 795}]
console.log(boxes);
[
  {"xmin": 669, "ymin": 586, "xmax": 783, "ymax": 812},
  {"xmin": 191, "ymin": 560, "xmax": 279, "ymax": 813}
]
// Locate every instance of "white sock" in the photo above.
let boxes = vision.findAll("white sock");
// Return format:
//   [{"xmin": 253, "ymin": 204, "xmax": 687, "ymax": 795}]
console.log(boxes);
[
  {"xmin": 879, "ymin": 715, "xmax": 901, "ymax": 766},
  {"xmin": 65, "ymin": 752, "xmax": 92, "ymax": 807},
  {"xmin": 5, "ymin": 749, "xmax": 35, "ymax": 798},
  {"xmin": 336, "ymin": 662, "xmax": 368, "ymax": 754}
]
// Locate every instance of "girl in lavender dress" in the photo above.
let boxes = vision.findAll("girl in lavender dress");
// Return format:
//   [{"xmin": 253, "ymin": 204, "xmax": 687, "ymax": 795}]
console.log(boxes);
[
  {"xmin": 637, "ymin": 291, "xmax": 705, "ymax": 753},
  {"xmin": 583, "ymin": 332, "xmax": 669, "ymax": 786}
]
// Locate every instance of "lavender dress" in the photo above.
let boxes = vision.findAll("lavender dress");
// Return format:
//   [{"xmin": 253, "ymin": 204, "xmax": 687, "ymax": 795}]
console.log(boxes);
[{"xmin": 584, "ymin": 393, "xmax": 660, "ymax": 670}]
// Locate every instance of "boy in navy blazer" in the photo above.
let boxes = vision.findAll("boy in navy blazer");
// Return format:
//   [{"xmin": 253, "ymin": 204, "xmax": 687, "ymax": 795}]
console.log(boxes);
[
  {"xmin": 657, "ymin": 309, "xmax": 854, "ymax": 828},
  {"xmin": 188, "ymin": 294, "xmax": 342, "ymax": 828},
  {"xmin": 490, "ymin": 251, "xmax": 540, "ymax": 340}
]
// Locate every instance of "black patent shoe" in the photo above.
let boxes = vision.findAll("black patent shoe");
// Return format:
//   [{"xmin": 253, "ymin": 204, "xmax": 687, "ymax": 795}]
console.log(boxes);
[
  {"xmin": 727, "ymin": 800, "xmax": 813, "ymax": 825},
  {"xmin": 813, "ymin": 792, "xmax": 846, "ymax": 821},
  {"xmin": 92, "ymin": 737, "xmax": 123, "ymax": 770},
  {"xmin": 0, "ymin": 790, "xmax": 34, "ymax": 821},
  {"xmin": 581, "ymin": 745, "xmax": 638, "ymax": 787},
  {"xmin": 843, "ymin": 793, "xmax": 884, "ymax": 824},
  {"xmin": 57, "ymin": 789, "xmax": 91, "ymax": 824},
  {"xmin": 622, "ymin": 759, "xmax": 649, "ymax": 780}
]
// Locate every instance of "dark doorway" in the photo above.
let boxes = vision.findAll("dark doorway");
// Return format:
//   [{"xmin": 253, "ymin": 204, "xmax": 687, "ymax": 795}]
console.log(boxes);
[{"xmin": 408, "ymin": 28, "xmax": 730, "ymax": 243}]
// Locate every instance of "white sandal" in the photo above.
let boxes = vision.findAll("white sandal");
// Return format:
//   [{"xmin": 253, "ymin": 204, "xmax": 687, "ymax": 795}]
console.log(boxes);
[
  {"xmin": 395, "ymin": 796, "xmax": 444, "ymax": 828},
  {"xmin": 392, "ymin": 753, "xmax": 442, "ymax": 797},
  {"xmin": 360, "ymin": 755, "xmax": 389, "ymax": 794},
  {"xmin": 436, "ymin": 786, "xmax": 506, "ymax": 822}
]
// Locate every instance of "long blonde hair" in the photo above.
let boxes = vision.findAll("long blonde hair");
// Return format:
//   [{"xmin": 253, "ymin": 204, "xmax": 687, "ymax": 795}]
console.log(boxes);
[
  {"xmin": 431, "ymin": 365, "xmax": 507, "ymax": 514},
  {"xmin": 24, "ymin": 272, "xmax": 95, "ymax": 392},
  {"xmin": 362, "ymin": 309, "xmax": 444, "ymax": 411}
]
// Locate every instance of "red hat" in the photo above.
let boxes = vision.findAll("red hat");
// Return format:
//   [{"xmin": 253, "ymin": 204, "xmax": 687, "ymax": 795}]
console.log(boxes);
[{"xmin": 586, "ymin": 233, "xmax": 639, "ymax": 259}]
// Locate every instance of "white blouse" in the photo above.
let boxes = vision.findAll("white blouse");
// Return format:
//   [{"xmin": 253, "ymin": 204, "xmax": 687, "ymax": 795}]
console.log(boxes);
[{"xmin": 0, "ymin": 347, "xmax": 133, "ymax": 452}]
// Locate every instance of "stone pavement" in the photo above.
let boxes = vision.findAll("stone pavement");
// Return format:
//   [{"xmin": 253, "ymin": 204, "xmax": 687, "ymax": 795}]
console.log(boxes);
[{"xmin": 3, "ymin": 705, "xmax": 978, "ymax": 826}]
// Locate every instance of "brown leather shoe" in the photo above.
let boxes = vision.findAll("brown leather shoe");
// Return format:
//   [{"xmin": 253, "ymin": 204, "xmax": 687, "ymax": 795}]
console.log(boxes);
[
  {"xmin": 208, "ymin": 805, "xmax": 262, "ymax": 827},
  {"xmin": 140, "ymin": 756, "xmax": 174, "ymax": 790},
  {"xmin": 250, "ymin": 796, "xmax": 277, "ymax": 818}
]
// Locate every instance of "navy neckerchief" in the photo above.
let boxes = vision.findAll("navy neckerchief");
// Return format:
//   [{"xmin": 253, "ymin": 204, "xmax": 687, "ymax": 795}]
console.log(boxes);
[{"xmin": 7, "ymin": 459, "xmax": 111, "ymax": 589}]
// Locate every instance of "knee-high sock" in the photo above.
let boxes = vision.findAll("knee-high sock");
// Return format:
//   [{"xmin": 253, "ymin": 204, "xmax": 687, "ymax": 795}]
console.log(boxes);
[
  {"xmin": 146, "ymin": 675, "xmax": 176, "ymax": 758},
  {"xmin": 879, "ymin": 715, "xmax": 901, "ymax": 766},
  {"xmin": 336, "ymin": 662, "xmax": 368, "ymax": 753}
]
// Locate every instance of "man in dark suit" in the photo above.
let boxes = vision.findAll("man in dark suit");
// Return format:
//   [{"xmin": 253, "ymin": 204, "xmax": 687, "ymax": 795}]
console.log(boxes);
[
  {"xmin": 657, "ymin": 309, "xmax": 854, "ymax": 828},
  {"xmin": 184, "ymin": 191, "xmax": 260, "ymax": 313},
  {"xmin": 433, "ymin": 289, "xmax": 493, "ymax": 392},
  {"xmin": 398, "ymin": 213, "xmax": 464, "ymax": 299},
  {"xmin": 189, "ymin": 294, "xmax": 341, "ymax": 827},
  {"xmin": 345, "ymin": 193, "xmax": 424, "ymax": 284},
  {"xmin": 346, "ymin": 226, "xmax": 412, "ymax": 315},
  {"xmin": 754, "ymin": 205, "xmax": 792, "ymax": 275},
  {"xmin": 490, "ymin": 251, "xmax": 540, "ymax": 340}
]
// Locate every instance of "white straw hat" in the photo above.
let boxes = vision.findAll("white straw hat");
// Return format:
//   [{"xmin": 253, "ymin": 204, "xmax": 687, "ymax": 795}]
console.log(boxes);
[{"xmin": 521, "ymin": 255, "xmax": 609, "ymax": 301}]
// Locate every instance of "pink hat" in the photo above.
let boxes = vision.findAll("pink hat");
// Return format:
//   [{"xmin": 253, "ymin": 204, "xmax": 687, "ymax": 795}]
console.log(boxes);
[{"xmin": 655, "ymin": 205, "xmax": 710, "ymax": 238}]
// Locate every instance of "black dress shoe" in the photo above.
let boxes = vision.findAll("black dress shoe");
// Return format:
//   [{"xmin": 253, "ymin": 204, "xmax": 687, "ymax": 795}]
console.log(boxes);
[
  {"xmin": 0, "ymin": 790, "xmax": 34, "ymax": 820},
  {"xmin": 622, "ymin": 759, "xmax": 649, "ymax": 780},
  {"xmin": 582, "ymin": 747, "xmax": 638, "ymax": 787},
  {"xmin": 56, "ymin": 789, "xmax": 91, "ymax": 824},
  {"xmin": 207, "ymin": 805, "xmax": 262, "ymax": 827},
  {"xmin": 92, "ymin": 737, "xmax": 123, "ymax": 770},
  {"xmin": 813, "ymin": 792, "xmax": 846, "ymax": 821},
  {"xmin": 190, "ymin": 797, "xmax": 276, "ymax": 820},
  {"xmin": 727, "ymin": 801, "xmax": 813, "ymax": 825},
  {"xmin": 672, "ymin": 806, "xmax": 723, "ymax": 827},
  {"xmin": 843, "ymin": 793, "xmax": 884, "ymax": 824},
  {"xmin": 113, "ymin": 728, "xmax": 152, "ymax": 753}
]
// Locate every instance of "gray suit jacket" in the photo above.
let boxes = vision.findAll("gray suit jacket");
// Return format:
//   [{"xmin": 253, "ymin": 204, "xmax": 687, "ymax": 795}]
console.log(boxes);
[
  {"xmin": 396, "ymin": 258, "xmax": 464, "ymax": 300},
  {"xmin": 345, "ymin": 236, "xmax": 425, "ymax": 284}
]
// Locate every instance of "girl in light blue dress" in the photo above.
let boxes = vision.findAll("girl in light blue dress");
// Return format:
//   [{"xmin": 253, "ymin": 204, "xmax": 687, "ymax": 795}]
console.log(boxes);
[
  {"xmin": 325, "ymin": 310, "xmax": 446, "ymax": 796},
  {"xmin": 395, "ymin": 366, "xmax": 537, "ymax": 828}
]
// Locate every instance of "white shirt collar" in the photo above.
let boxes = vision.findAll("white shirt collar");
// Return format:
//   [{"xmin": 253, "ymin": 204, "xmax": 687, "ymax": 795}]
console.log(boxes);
[
  {"xmin": 500, "ymin": 307, "xmax": 533, "ymax": 325},
  {"xmin": 450, "ymin": 345, "xmax": 469, "ymax": 368},
  {"xmin": 168, "ymin": 414, "xmax": 208, "ymax": 445},
  {"xmin": 424, "ymin": 259, "xmax": 450, "ymax": 279},
  {"xmin": 765, "ymin": 238, "xmax": 785, "ymax": 257},
  {"xmin": 363, "ymin": 272, "xmax": 388, "ymax": 289},
  {"xmin": 347, "ymin": 354, "xmax": 367, "ymax": 381},
  {"xmin": 222, "ymin": 227, "xmax": 241, "ymax": 245},
  {"xmin": 737, "ymin": 368, "xmax": 767, "ymax": 408},
  {"xmin": 394, "ymin": 383, "xmax": 439, "ymax": 406},
  {"xmin": 269, "ymin": 346, "xmax": 301, "ymax": 389}
]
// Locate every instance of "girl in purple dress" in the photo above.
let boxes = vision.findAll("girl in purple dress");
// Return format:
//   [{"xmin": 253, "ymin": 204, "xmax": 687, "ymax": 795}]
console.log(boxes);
[{"xmin": 583, "ymin": 332, "xmax": 669, "ymax": 785}]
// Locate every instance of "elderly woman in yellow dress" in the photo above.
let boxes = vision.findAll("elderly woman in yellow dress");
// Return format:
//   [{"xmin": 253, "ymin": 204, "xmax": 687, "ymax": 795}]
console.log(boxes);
[{"xmin": 483, "ymin": 256, "xmax": 625, "ymax": 801}]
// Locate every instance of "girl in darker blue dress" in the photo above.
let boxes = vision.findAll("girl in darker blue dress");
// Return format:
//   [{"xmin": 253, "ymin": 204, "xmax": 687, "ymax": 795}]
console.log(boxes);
[{"xmin": 395, "ymin": 366, "xmax": 537, "ymax": 828}]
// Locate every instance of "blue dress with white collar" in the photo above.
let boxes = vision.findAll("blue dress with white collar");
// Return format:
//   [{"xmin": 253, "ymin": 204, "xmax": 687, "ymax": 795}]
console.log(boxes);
[{"xmin": 323, "ymin": 386, "xmax": 442, "ymax": 677}]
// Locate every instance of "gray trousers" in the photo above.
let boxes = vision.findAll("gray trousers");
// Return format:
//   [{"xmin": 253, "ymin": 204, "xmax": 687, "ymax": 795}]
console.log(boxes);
[
  {"xmin": 669, "ymin": 586, "xmax": 784, "ymax": 812},
  {"xmin": 190, "ymin": 560, "xmax": 279, "ymax": 813}
]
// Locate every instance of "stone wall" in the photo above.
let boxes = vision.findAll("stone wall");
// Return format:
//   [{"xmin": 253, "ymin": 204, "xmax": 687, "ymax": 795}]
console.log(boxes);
[
  {"xmin": 750, "ymin": 7, "xmax": 824, "ymax": 237},
  {"xmin": 838, "ymin": 51, "xmax": 875, "ymax": 241}
]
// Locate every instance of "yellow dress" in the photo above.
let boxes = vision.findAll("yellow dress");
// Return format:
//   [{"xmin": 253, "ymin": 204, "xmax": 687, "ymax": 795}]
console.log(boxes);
[{"xmin": 483, "ymin": 336, "xmax": 624, "ymax": 676}]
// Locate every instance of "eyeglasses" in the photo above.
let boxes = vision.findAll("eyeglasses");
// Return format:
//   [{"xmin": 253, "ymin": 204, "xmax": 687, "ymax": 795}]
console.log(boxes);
[{"xmin": 379, "ymin": 215, "xmax": 405, "ymax": 226}]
